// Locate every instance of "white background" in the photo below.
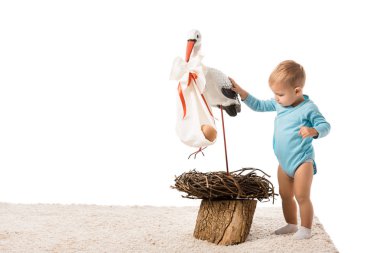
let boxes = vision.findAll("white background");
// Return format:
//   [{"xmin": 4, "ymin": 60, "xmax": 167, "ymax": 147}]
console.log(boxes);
[{"xmin": 1, "ymin": 1, "xmax": 379, "ymax": 252}]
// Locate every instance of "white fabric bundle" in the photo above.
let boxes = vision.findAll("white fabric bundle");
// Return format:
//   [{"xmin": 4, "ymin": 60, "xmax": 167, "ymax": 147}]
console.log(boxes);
[{"xmin": 170, "ymin": 55, "xmax": 217, "ymax": 148}]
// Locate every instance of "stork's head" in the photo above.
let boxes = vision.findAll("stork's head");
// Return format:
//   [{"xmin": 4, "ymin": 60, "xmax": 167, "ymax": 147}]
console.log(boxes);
[{"xmin": 186, "ymin": 29, "xmax": 202, "ymax": 62}]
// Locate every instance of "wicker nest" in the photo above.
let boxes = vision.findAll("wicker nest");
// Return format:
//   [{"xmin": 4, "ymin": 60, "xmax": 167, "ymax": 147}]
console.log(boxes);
[{"xmin": 171, "ymin": 168, "xmax": 276, "ymax": 202}]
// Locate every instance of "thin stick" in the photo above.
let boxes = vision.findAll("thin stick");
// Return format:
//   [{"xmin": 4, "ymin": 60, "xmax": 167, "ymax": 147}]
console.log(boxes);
[{"xmin": 220, "ymin": 105, "xmax": 229, "ymax": 175}]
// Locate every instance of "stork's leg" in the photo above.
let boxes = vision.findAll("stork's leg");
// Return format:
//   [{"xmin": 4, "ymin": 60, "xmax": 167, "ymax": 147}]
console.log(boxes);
[{"xmin": 188, "ymin": 147, "xmax": 207, "ymax": 159}]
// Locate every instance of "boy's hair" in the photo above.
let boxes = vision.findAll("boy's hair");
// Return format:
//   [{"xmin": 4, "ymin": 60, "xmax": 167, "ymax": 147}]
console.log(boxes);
[{"xmin": 269, "ymin": 60, "xmax": 306, "ymax": 88}]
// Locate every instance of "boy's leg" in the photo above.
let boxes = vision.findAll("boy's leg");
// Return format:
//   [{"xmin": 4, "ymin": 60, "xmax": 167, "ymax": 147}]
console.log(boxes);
[
  {"xmin": 275, "ymin": 165, "xmax": 298, "ymax": 235},
  {"xmin": 278, "ymin": 165, "xmax": 297, "ymax": 225},
  {"xmin": 293, "ymin": 162, "xmax": 314, "ymax": 239},
  {"xmin": 294, "ymin": 162, "xmax": 314, "ymax": 229}
]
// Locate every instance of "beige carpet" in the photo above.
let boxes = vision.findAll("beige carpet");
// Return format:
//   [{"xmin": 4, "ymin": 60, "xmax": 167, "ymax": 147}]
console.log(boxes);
[{"xmin": 0, "ymin": 202, "xmax": 338, "ymax": 253}]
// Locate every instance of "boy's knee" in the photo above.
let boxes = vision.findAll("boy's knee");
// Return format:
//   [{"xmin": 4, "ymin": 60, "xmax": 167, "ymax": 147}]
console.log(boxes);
[
  {"xmin": 295, "ymin": 194, "xmax": 310, "ymax": 204},
  {"xmin": 279, "ymin": 190, "xmax": 294, "ymax": 201}
]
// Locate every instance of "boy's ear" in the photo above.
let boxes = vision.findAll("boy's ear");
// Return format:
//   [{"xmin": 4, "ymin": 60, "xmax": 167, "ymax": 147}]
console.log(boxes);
[{"xmin": 295, "ymin": 87, "xmax": 302, "ymax": 94}]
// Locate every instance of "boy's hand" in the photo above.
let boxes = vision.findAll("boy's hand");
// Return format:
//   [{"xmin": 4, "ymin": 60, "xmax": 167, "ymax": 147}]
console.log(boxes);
[
  {"xmin": 299, "ymin": 126, "xmax": 319, "ymax": 139},
  {"xmin": 229, "ymin": 77, "xmax": 248, "ymax": 100}
]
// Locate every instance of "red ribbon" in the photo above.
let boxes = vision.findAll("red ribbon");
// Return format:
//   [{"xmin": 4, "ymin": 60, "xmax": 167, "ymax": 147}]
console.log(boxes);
[{"xmin": 178, "ymin": 72, "xmax": 213, "ymax": 120}]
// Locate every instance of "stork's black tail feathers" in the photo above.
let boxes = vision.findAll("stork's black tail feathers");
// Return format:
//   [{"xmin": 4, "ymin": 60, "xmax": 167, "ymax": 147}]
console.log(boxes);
[
  {"xmin": 222, "ymin": 104, "xmax": 241, "ymax": 117},
  {"xmin": 220, "ymin": 88, "xmax": 241, "ymax": 117},
  {"xmin": 221, "ymin": 88, "xmax": 238, "ymax": 99}
]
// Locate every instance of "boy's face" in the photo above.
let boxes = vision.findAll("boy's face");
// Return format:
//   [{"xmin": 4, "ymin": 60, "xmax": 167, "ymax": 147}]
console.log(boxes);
[{"xmin": 270, "ymin": 82, "xmax": 303, "ymax": 107}]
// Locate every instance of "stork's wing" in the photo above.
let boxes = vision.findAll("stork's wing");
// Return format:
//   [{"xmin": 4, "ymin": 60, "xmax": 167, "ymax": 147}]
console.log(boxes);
[
  {"xmin": 221, "ymin": 87, "xmax": 238, "ymax": 99},
  {"xmin": 203, "ymin": 67, "xmax": 241, "ymax": 117}
]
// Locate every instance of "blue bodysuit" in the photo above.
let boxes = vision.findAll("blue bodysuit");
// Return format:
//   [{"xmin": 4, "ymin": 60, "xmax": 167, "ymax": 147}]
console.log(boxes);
[{"xmin": 244, "ymin": 94, "xmax": 330, "ymax": 177}]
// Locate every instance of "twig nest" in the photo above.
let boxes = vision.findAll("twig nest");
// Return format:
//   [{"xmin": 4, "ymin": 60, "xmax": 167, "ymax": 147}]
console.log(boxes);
[{"xmin": 172, "ymin": 168, "xmax": 276, "ymax": 202}]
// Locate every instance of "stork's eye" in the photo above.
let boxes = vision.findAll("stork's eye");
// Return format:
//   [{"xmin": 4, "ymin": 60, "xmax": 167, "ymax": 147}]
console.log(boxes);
[{"xmin": 197, "ymin": 34, "xmax": 199, "ymax": 39}]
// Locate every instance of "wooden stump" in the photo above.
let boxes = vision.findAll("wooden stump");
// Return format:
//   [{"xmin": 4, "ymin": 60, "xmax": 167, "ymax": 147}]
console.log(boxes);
[{"xmin": 193, "ymin": 199, "xmax": 257, "ymax": 245}]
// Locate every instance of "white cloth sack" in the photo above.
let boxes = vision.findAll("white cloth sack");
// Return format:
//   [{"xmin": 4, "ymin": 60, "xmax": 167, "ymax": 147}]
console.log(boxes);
[{"xmin": 170, "ymin": 55, "xmax": 217, "ymax": 148}]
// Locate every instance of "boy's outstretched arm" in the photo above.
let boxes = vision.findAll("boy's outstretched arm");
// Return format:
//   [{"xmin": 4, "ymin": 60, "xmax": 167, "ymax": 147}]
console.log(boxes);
[
  {"xmin": 229, "ymin": 77, "xmax": 248, "ymax": 100},
  {"xmin": 229, "ymin": 77, "xmax": 276, "ymax": 112}
]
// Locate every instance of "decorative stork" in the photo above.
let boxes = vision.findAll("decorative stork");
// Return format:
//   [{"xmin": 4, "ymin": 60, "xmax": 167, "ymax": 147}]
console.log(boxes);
[
  {"xmin": 186, "ymin": 30, "xmax": 241, "ymax": 116},
  {"xmin": 170, "ymin": 30, "xmax": 240, "ymax": 168}
]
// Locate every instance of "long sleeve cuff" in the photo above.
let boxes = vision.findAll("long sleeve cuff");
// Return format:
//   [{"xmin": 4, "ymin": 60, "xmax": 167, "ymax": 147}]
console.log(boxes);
[
  {"xmin": 314, "ymin": 123, "xmax": 331, "ymax": 139},
  {"xmin": 242, "ymin": 93, "xmax": 251, "ymax": 103}
]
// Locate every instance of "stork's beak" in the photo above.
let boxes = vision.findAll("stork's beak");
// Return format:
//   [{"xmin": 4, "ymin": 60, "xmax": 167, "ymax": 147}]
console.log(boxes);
[{"xmin": 186, "ymin": 39, "xmax": 196, "ymax": 62}]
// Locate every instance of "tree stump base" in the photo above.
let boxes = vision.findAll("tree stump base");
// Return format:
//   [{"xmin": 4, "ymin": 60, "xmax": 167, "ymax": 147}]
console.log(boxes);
[{"xmin": 193, "ymin": 199, "xmax": 257, "ymax": 245}]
